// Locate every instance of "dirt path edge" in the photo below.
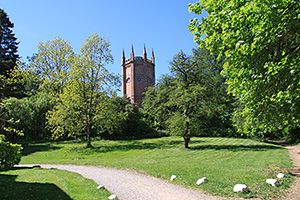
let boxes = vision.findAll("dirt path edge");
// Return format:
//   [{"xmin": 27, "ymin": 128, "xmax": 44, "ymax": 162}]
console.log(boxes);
[{"xmin": 282, "ymin": 145, "xmax": 300, "ymax": 200}]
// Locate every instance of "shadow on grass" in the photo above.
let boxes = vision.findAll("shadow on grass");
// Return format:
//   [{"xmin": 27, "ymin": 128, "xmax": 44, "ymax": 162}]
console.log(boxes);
[
  {"xmin": 0, "ymin": 167, "xmax": 71, "ymax": 200},
  {"xmin": 190, "ymin": 144, "xmax": 285, "ymax": 151},
  {"xmin": 71, "ymin": 139, "xmax": 187, "ymax": 153},
  {"xmin": 21, "ymin": 142, "xmax": 62, "ymax": 156}
]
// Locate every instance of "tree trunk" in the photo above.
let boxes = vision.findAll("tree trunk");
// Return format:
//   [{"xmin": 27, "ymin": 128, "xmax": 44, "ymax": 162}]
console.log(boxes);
[
  {"xmin": 86, "ymin": 119, "xmax": 92, "ymax": 148},
  {"xmin": 184, "ymin": 137, "xmax": 190, "ymax": 148},
  {"xmin": 183, "ymin": 105, "xmax": 191, "ymax": 148},
  {"xmin": 183, "ymin": 116, "xmax": 190, "ymax": 148}
]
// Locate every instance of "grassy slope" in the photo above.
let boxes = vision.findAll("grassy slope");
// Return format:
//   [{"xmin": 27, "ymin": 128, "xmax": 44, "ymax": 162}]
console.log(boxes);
[
  {"xmin": 20, "ymin": 136, "xmax": 293, "ymax": 199},
  {"xmin": 0, "ymin": 167, "xmax": 111, "ymax": 200}
]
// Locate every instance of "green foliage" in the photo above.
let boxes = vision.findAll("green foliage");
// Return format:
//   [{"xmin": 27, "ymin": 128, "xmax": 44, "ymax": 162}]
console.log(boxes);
[
  {"xmin": 0, "ymin": 9, "xmax": 28, "ymax": 99},
  {"xmin": 143, "ymin": 46, "xmax": 234, "ymax": 147},
  {"xmin": 188, "ymin": 0, "xmax": 300, "ymax": 137},
  {"xmin": 2, "ymin": 93, "xmax": 54, "ymax": 140},
  {"xmin": 122, "ymin": 106, "xmax": 156, "ymax": 139},
  {"xmin": 30, "ymin": 37, "xmax": 75, "ymax": 96},
  {"xmin": 0, "ymin": 66, "xmax": 27, "ymax": 99},
  {"xmin": 0, "ymin": 9, "xmax": 19, "ymax": 77},
  {"xmin": 94, "ymin": 96, "xmax": 126, "ymax": 137},
  {"xmin": 92, "ymin": 96, "xmax": 155, "ymax": 139},
  {"xmin": 0, "ymin": 62, "xmax": 41, "ymax": 99},
  {"xmin": 143, "ymin": 74, "xmax": 177, "ymax": 130},
  {"xmin": 0, "ymin": 135, "xmax": 22, "ymax": 168},
  {"xmin": 0, "ymin": 102, "xmax": 24, "ymax": 138},
  {"xmin": 46, "ymin": 34, "xmax": 119, "ymax": 147}
]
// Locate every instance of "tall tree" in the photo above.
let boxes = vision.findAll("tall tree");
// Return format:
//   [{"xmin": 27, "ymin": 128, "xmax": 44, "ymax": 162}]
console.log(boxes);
[
  {"xmin": 189, "ymin": 0, "xmax": 300, "ymax": 136},
  {"xmin": 0, "ymin": 9, "xmax": 26, "ymax": 99},
  {"xmin": 0, "ymin": 9, "xmax": 19, "ymax": 76},
  {"xmin": 144, "ymin": 46, "xmax": 230, "ymax": 148},
  {"xmin": 47, "ymin": 34, "xmax": 119, "ymax": 147},
  {"xmin": 168, "ymin": 50, "xmax": 207, "ymax": 148}
]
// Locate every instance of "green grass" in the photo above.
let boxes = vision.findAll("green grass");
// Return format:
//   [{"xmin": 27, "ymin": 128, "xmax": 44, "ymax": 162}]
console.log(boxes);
[
  {"xmin": 0, "ymin": 166, "xmax": 111, "ymax": 200},
  {"xmin": 19, "ymin": 136, "xmax": 293, "ymax": 199}
]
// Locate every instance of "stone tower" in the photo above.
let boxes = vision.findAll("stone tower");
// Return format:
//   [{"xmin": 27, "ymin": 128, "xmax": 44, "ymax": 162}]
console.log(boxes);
[{"xmin": 122, "ymin": 45, "xmax": 155, "ymax": 107}]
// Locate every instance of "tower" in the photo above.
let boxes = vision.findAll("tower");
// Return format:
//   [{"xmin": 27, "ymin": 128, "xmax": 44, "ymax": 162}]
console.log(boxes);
[{"xmin": 122, "ymin": 45, "xmax": 155, "ymax": 107}]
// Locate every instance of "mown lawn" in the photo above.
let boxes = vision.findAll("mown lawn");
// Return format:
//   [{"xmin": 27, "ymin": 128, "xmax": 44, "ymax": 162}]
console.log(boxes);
[
  {"xmin": 19, "ymin": 136, "xmax": 293, "ymax": 199},
  {"xmin": 0, "ymin": 166, "xmax": 111, "ymax": 200}
]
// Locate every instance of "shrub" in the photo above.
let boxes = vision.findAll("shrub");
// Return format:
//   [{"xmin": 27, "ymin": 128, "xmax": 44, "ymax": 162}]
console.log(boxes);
[
  {"xmin": 2, "ymin": 92, "xmax": 55, "ymax": 141},
  {"xmin": 0, "ymin": 135, "xmax": 22, "ymax": 168}
]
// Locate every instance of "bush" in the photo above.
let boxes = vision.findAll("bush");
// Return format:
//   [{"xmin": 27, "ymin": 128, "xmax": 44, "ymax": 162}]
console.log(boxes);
[
  {"xmin": 2, "ymin": 92, "xmax": 55, "ymax": 141},
  {"xmin": 0, "ymin": 135, "xmax": 22, "ymax": 168}
]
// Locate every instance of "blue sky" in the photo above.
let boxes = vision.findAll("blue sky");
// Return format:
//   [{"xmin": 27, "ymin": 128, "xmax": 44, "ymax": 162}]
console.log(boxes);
[{"xmin": 2, "ymin": 0, "xmax": 204, "ymax": 84}]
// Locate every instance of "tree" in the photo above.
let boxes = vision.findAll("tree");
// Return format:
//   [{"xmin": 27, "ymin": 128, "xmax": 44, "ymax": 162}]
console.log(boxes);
[
  {"xmin": 189, "ymin": 0, "xmax": 300, "ymax": 137},
  {"xmin": 0, "ymin": 9, "xmax": 19, "ymax": 76},
  {"xmin": 168, "ymin": 50, "xmax": 207, "ymax": 148},
  {"xmin": 144, "ymin": 46, "xmax": 231, "ymax": 148},
  {"xmin": 0, "ymin": 9, "xmax": 28, "ymax": 99},
  {"xmin": 142, "ymin": 74, "xmax": 177, "ymax": 130},
  {"xmin": 29, "ymin": 37, "xmax": 75, "ymax": 96},
  {"xmin": 95, "ymin": 96, "xmax": 154, "ymax": 139},
  {"xmin": 47, "ymin": 34, "xmax": 119, "ymax": 147}
]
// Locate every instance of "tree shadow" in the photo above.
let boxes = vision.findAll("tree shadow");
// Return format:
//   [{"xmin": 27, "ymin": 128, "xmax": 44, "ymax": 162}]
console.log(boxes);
[
  {"xmin": 190, "ymin": 144, "xmax": 285, "ymax": 152},
  {"xmin": 71, "ymin": 139, "xmax": 186, "ymax": 153},
  {"xmin": 21, "ymin": 142, "xmax": 62, "ymax": 156},
  {"xmin": 0, "ymin": 167, "xmax": 72, "ymax": 200}
]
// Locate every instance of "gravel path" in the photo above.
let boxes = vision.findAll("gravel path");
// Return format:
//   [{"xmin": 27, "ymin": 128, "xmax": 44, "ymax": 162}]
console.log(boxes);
[
  {"xmin": 16, "ymin": 144, "xmax": 300, "ymax": 200},
  {"xmin": 17, "ymin": 164, "xmax": 223, "ymax": 200},
  {"xmin": 282, "ymin": 145, "xmax": 300, "ymax": 200}
]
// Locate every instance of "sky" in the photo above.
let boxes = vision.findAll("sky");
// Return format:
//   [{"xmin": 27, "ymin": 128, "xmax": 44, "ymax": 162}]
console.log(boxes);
[{"xmin": 2, "ymin": 0, "xmax": 205, "ymax": 90}]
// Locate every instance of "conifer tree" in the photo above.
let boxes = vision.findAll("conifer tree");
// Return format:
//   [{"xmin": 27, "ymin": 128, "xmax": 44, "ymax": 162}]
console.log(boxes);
[
  {"xmin": 0, "ymin": 9, "xmax": 19, "ymax": 76},
  {"xmin": 0, "ymin": 8, "xmax": 24, "ymax": 99}
]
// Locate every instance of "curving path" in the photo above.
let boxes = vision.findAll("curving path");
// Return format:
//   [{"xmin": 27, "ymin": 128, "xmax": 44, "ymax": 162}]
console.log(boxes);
[
  {"xmin": 17, "ymin": 164, "xmax": 223, "ymax": 200},
  {"xmin": 16, "ymin": 144, "xmax": 300, "ymax": 200}
]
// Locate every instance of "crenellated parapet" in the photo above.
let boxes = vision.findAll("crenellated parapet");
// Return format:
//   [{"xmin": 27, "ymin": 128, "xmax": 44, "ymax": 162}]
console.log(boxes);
[
  {"xmin": 122, "ymin": 45, "xmax": 155, "ymax": 66},
  {"xmin": 123, "ymin": 57, "xmax": 154, "ymax": 65}
]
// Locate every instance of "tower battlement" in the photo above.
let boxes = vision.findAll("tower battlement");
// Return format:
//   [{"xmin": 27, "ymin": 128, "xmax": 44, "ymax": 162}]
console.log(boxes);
[{"xmin": 124, "ymin": 57, "xmax": 153, "ymax": 65}]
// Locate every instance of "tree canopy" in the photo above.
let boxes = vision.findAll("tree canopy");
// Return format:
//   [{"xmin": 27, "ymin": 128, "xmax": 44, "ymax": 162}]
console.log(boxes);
[
  {"xmin": 46, "ymin": 34, "xmax": 119, "ymax": 147},
  {"xmin": 0, "ymin": 9, "xmax": 19, "ymax": 76},
  {"xmin": 30, "ymin": 37, "xmax": 75, "ymax": 96},
  {"xmin": 143, "ymin": 46, "xmax": 233, "ymax": 148},
  {"xmin": 188, "ymin": 0, "xmax": 300, "ymax": 136},
  {"xmin": 0, "ymin": 9, "xmax": 28, "ymax": 99}
]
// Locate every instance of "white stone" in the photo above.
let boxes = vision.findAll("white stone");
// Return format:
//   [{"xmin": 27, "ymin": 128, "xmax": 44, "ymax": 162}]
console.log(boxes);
[
  {"xmin": 277, "ymin": 173, "xmax": 285, "ymax": 179},
  {"xmin": 266, "ymin": 179, "xmax": 277, "ymax": 187},
  {"xmin": 170, "ymin": 175, "xmax": 177, "ymax": 181},
  {"xmin": 196, "ymin": 177, "xmax": 207, "ymax": 185},
  {"xmin": 233, "ymin": 184, "xmax": 248, "ymax": 192},
  {"xmin": 108, "ymin": 194, "xmax": 118, "ymax": 200},
  {"xmin": 97, "ymin": 185, "xmax": 104, "ymax": 189}
]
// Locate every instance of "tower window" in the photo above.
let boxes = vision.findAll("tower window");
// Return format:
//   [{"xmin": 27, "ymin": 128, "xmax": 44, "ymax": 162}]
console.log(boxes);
[
  {"xmin": 126, "ymin": 78, "xmax": 131, "ymax": 83},
  {"xmin": 137, "ymin": 77, "xmax": 142, "ymax": 83}
]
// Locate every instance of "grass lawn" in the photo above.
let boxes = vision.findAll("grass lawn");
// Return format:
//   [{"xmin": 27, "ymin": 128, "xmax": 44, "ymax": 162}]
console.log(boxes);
[
  {"xmin": 0, "ymin": 166, "xmax": 111, "ymax": 200},
  {"xmin": 19, "ymin": 136, "xmax": 293, "ymax": 199}
]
